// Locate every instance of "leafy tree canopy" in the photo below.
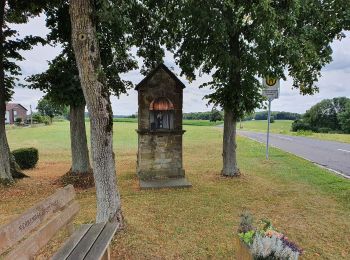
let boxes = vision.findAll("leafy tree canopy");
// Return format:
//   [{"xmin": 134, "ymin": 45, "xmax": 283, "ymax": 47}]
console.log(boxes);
[
  {"xmin": 36, "ymin": 95, "xmax": 67, "ymax": 120},
  {"xmin": 338, "ymin": 101, "xmax": 350, "ymax": 134},
  {"xmin": 248, "ymin": 111, "xmax": 301, "ymax": 121},
  {"xmin": 210, "ymin": 109, "xmax": 224, "ymax": 122},
  {"xmin": 27, "ymin": 49, "xmax": 84, "ymax": 107},
  {"xmin": 3, "ymin": 0, "xmax": 50, "ymax": 101},
  {"xmin": 303, "ymin": 97, "xmax": 350, "ymax": 130},
  {"xmin": 152, "ymin": 0, "xmax": 350, "ymax": 119},
  {"xmin": 27, "ymin": 0, "xmax": 167, "ymax": 104}
]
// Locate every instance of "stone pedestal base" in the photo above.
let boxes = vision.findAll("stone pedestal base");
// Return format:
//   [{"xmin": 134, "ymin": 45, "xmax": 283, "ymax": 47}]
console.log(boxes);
[{"xmin": 139, "ymin": 177, "xmax": 192, "ymax": 189}]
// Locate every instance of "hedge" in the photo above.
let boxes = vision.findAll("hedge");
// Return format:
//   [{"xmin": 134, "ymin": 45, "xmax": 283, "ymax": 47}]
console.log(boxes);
[{"xmin": 12, "ymin": 147, "xmax": 39, "ymax": 170}]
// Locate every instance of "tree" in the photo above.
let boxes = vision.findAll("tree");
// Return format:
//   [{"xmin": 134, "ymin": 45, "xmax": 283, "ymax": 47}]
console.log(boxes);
[
  {"xmin": 36, "ymin": 96, "xmax": 67, "ymax": 124},
  {"xmin": 153, "ymin": 0, "xmax": 350, "ymax": 176},
  {"xmin": 69, "ymin": 0, "xmax": 165, "ymax": 222},
  {"xmin": 69, "ymin": 0, "xmax": 122, "ymax": 223},
  {"xmin": 27, "ymin": 51, "xmax": 91, "ymax": 177},
  {"xmin": 210, "ymin": 109, "xmax": 223, "ymax": 122},
  {"xmin": 338, "ymin": 101, "xmax": 350, "ymax": 134},
  {"xmin": 303, "ymin": 97, "xmax": 350, "ymax": 131},
  {"xmin": 28, "ymin": 0, "xmax": 141, "ymax": 185},
  {"xmin": 0, "ymin": 0, "xmax": 46, "ymax": 184},
  {"xmin": 183, "ymin": 111, "xmax": 212, "ymax": 120}
]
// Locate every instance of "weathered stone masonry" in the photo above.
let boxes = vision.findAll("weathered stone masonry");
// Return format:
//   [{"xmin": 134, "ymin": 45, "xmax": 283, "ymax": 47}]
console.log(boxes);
[{"xmin": 136, "ymin": 64, "xmax": 186, "ymax": 180}]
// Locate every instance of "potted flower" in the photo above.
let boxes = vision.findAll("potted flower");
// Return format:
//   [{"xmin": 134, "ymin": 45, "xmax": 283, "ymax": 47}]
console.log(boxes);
[{"xmin": 236, "ymin": 212, "xmax": 303, "ymax": 260}]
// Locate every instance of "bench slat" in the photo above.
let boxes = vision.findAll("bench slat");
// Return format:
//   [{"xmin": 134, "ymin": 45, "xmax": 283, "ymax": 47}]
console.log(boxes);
[
  {"xmin": 66, "ymin": 223, "xmax": 105, "ymax": 260},
  {"xmin": 84, "ymin": 220, "xmax": 119, "ymax": 260},
  {"xmin": 51, "ymin": 224, "xmax": 92, "ymax": 260},
  {"xmin": 4, "ymin": 201, "xmax": 80, "ymax": 260},
  {"xmin": 0, "ymin": 185, "xmax": 75, "ymax": 255}
]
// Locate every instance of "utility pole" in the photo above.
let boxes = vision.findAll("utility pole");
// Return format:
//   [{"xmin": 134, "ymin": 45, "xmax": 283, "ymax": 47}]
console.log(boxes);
[{"xmin": 30, "ymin": 105, "xmax": 33, "ymax": 126}]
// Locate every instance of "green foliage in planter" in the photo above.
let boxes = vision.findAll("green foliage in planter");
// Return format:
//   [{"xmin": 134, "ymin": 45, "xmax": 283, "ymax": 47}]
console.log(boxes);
[
  {"xmin": 238, "ymin": 230, "xmax": 255, "ymax": 245},
  {"xmin": 237, "ymin": 213, "xmax": 303, "ymax": 259},
  {"xmin": 12, "ymin": 147, "xmax": 39, "ymax": 169}
]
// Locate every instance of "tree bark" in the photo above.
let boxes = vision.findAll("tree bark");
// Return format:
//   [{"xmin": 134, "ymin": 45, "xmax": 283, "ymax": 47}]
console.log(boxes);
[
  {"xmin": 0, "ymin": 115, "xmax": 13, "ymax": 184},
  {"xmin": 69, "ymin": 0, "xmax": 122, "ymax": 223},
  {"xmin": 0, "ymin": 0, "xmax": 14, "ymax": 185},
  {"xmin": 70, "ymin": 104, "xmax": 90, "ymax": 174},
  {"xmin": 221, "ymin": 108, "xmax": 240, "ymax": 177}
]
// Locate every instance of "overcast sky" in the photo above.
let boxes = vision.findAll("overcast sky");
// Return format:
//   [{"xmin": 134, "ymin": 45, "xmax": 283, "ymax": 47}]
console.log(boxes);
[{"xmin": 10, "ymin": 16, "xmax": 350, "ymax": 115}]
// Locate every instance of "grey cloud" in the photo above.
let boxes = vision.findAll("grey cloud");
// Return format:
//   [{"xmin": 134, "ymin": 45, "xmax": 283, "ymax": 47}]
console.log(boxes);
[
  {"xmin": 323, "ymin": 32, "xmax": 350, "ymax": 72},
  {"xmin": 12, "ymin": 87, "xmax": 44, "ymax": 112},
  {"xmin": 9, "ymin": 17, "xmax": 350, "ymax": 115}
]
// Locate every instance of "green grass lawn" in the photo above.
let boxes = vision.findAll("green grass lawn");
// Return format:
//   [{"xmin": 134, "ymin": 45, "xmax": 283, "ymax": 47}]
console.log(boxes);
[
  {"xmin": 2, "ymin": 122, "xmax": 350, "ymax": 259},
  {"xmin": 113, "ymin": 117, "xmax": 138, "ymax": 123},
  {"xmin": 183, "ymin": 119, "xmax": 224, "ymax": 126},
  {"xmin": 240, "ymin": 120, "xmax": 350, "ymax": 143},
  {"xmin": 113, "ymin": 117, "xmax": 224, "ymax": 126}
]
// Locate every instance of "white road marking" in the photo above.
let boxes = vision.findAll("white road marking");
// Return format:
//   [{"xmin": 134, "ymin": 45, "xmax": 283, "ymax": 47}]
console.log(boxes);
[{"xmin": 337, "ymin": 149, "xmax": 350, "ymax": 153}]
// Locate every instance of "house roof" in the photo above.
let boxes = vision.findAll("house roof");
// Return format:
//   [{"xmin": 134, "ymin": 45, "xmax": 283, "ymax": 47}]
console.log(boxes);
[
  {"xmin": 135, "ymin": 63, "xmax": 186, "ymax": 90},
  {"xmin": 6, "ymin": 103, "xmax": 28, "ymax": 111}
]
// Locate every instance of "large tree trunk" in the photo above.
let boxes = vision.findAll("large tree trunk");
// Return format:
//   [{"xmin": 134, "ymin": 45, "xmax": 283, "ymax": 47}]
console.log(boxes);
[
  {"xmin": 70, "ymin": 0, "xmax": 122, "ymax": 223},
  {"xmin": 0, "ymin": 117, "xmax": 13, "ymax": 184},
  {"xmin": 221, "ymin": 108, "xmax": 240, "ymax": 177},
  {"xmin": 70, "ymin": 104, "xmax": 90, "ymax": 174},
  {"xmin": 0, "ymin": 0, "xmax": 13, "ymax": 185}
]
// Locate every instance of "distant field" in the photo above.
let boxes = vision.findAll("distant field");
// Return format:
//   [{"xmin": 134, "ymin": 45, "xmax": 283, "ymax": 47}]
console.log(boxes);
[
  {"xmin": 113, "ymin": 118, "xmax": 223, "ymax": 126},
  {"xmin": 241, "ymin": 120, "xmax": 350, "ymax": 144},
  {"xmin": 2, "ymin": 122, "xmax": 350, "ymax": 259},
  {"xmin": 239, "ymin": 120, "xmax": 292, "ymax": 134},
  {"xmin": 183, "ymin": 119, "xmax": 223, "ymax": 126},
  {"xmin": 113, "ymin": 117, "xmax": 137, "ymax": 123}
]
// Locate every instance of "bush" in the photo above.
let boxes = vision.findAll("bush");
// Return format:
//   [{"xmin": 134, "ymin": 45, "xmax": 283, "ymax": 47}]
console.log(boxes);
[
  {"xmin": 318, "ymin": 127, "xmax": 332, "ymax": 133},
  {"xmin": 291, "ymin": 120, "xmax": 313, "ymax": 132},
  {"xmin": 32, "ymin": 113, "xmax": 44, "ymax": 123},
  {"xmin": 15, "ymin": 118, "xmax": 22, "ymax": 125},
  {"xmin": 43, "ymin": 117, "xmax": 51, "ymax": 125},
  {"xmin": 12, "ymin": 148, "xmax": 39, "ymax": 169}
]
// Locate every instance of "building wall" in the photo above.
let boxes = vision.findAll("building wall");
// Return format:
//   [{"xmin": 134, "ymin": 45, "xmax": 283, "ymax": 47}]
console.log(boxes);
[
  {"xmin": 137, "ymin": 133, "xmax": 184, "ymax": 180},
  {"xmin": 5, "ymin": 111, "xmax": 10, "ymax": 124},
  {"xmin": 137, "ymin": 67, "xmax": 185, "ymax": 180},
  {"xmin": 138, "ymin": 69, "xmax": 183, "ymax": 131},
  {"xmin": 5, "ymin": 107, "xmax": 27, "ymax": 124},
  {"xmin": 15, "ymin": 108, "xmax": 27, "ymax": 122}
]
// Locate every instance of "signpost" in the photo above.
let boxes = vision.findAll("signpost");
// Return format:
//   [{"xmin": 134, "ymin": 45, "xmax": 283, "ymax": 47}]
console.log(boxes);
[{"xmin": 262, "ymin": 76, "xmax": 280, "ymax": 159}]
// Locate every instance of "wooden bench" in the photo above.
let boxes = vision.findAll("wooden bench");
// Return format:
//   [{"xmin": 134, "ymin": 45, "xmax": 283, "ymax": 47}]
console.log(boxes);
[{"xmin": 0, "ymin": 185, "xmax": 119, "ymax": 260}]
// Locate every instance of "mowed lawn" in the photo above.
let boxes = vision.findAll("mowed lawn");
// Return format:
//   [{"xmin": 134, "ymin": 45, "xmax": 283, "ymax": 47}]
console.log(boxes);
[
  {"xmin": 1, "ymin": 121, "xmax": 350, "ymax": 259},
  {"xmin": 240, "ymin": 120, "xmax": 350, "ymax": 144},
  {"xmin": 114, "ymin": 117, "xmax": 224, "ymax": 126}
]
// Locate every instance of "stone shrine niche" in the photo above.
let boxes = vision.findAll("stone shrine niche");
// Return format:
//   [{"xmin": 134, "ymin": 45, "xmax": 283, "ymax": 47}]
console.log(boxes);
[
  {"xmin": 149, "ymin": 97, "xmax": 174, "ymax": 130},
  {"xmin": 135, "ymin": 64, "xmax": 191, "ymax": 189}
]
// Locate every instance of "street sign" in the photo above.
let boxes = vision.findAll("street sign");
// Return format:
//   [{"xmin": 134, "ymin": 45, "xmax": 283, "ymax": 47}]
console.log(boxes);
[
  {"xmin": 262, "ymin": 76, "xmax": 280, "ymax": 100},
  {"xmin": 261, "ymin": 76, "xmax": 280, "ymax": 159}
]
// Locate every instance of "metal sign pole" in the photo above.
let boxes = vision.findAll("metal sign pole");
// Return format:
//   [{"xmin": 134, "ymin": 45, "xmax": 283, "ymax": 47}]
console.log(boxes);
[
  {"xmin": 30, "ymin": 105, "xmax": 33, "ymax": 126},
  {"xmin": 266, "ymin": 99, "xmax": 272, "ymax": 159},
  {"xmin": 262, "ymin": 76, "xmax": 280, "ymax": 159}
]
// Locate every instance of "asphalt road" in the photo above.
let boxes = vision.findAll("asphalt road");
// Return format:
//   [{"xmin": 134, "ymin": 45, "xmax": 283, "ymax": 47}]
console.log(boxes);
[{"xmin": 238, "ymin": 130, "xmax": 350, "ymax": 178}]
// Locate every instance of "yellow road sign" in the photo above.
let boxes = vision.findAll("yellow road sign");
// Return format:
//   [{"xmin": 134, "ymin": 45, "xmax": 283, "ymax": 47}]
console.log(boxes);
[
  {"xmin": 265, "ymin": 76, "xmax": 277, "ymax": 87},
  {"xmin": 262, "ymin": 76, "xmax": 280, "ymax": 100}
]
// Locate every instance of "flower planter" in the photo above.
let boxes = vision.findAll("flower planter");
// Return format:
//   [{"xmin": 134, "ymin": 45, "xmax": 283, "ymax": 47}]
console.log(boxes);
[{"xmin": 234, "ymin": 236, "xmax": 253, "ymax": 260}]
